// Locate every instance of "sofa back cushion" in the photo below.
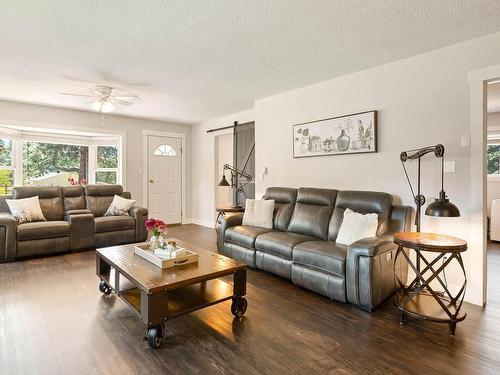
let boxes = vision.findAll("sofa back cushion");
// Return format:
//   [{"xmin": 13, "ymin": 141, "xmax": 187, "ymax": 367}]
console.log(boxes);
[
  {"xmin": 263, "ymin": 187, "xmax": 297, "ymax": 231},
  {"xmin": 328, "ymin": 190, "xmax": 393, "ymax": 242},
  {"xmin": 12, "ymin": 186, "xmax": 64, "ymax": 221},
  {"xmin": 62, "ymin": 186, "xmax": 86, "ymax": 211},
  {"xmin": 287, "ymin": 188, "xmax": 338, "ymax": 240},
  {"xmin": 84, "ymin": 184, "xmax": 124, "ymax": 217}
]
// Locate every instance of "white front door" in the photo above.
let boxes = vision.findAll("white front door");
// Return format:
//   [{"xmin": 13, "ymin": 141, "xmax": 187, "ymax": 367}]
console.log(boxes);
[{"xmin": 147, "ymin": 135, "xmax": 182, "ymax": 224}]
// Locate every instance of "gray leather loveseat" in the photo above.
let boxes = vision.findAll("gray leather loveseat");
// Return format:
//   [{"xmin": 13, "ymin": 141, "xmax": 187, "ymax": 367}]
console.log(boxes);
[
  {"xmin": 217, "ymin": 187, "xmax": 413, "ymax": 311},
  {"xmin": 0, "ymin": 184, "xmax": 148, "ymax": 262}
]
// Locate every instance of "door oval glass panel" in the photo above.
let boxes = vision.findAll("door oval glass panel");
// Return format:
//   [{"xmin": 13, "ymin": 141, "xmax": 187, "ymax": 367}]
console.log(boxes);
[{"xmin": 153, "ymin": 144, "xmax": 176, "ymax": 157}]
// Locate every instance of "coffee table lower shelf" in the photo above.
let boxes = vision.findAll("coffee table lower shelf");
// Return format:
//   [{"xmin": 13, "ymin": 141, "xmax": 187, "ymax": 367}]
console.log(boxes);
[{"xmin": 119, "ymin": 278, "xmax": 235, "ymax": 318}]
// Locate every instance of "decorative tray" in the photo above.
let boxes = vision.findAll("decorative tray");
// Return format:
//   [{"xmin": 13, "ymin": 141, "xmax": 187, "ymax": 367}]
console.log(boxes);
[{"xmin": 134, "ymin": 243, "xmax": 198, "ymax": 269}]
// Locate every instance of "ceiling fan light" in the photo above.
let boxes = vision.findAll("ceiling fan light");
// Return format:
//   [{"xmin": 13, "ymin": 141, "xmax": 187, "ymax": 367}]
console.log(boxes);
[
  {"xmin": 101, "ymin": 101, "xmax": 114, "ymax": 113},
  {"xmin": 91, "ymin": 100, "xmax": 114, "ymax": 113}
]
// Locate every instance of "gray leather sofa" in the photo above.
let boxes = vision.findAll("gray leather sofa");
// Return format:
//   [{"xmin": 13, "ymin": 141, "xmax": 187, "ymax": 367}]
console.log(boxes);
[
  {"xmin": 217, "ymin": 187, "xmax": 412, "ymax": 311},
  {"xmin": 0, "ymin": 185, "xmax": 148, "ymax": 262}
]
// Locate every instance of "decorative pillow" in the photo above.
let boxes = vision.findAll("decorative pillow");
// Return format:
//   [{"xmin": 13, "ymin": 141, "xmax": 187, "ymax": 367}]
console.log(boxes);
[
  {"xmin": 336, "ymin": 208, "xmax": 378, "ymax": 246},
  {"xmin": 242, "ymin": 199, "xmax": 275, "ymax": 228},
  {"xmin": 6, "ymin": 196, "xmax": 46, "ymax": 224},
  {"xmin": 104, "ymin": 195, "xmax": 136, "ymax": 217}
]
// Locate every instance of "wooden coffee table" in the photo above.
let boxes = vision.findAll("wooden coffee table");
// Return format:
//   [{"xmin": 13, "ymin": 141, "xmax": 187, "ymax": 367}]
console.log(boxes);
[{"xmin": 95, "ymin": 239, "xmax": 247, "ymax": 348}]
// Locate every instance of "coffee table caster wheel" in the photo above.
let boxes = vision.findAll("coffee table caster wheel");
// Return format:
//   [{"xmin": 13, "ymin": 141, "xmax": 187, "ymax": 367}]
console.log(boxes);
[
  {"xmin": 99, "ymin": 280, "xmax": 111, "ymax": 295},
  {"xmin": 231, "ymin": 296, "xmax": 247, "ymax": 318},
  {"xmin": 147, "ymin": 324, "xmax": 164, "ymax": 349}
]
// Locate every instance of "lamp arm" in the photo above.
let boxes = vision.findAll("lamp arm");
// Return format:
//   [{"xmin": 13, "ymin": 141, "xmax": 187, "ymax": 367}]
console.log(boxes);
[
  {"xmin": 400, "ymin": 144, "xmax": 444, "ymax": 162},
  {"xmin": 223, "ymin": 164, "xmax": 253, "ymax": 182}
]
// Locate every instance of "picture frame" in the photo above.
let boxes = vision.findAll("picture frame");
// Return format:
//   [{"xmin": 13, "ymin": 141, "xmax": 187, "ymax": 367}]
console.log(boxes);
[{"xmin": 292, "ymin": 110, "xmax": 377, "ymax": 158}]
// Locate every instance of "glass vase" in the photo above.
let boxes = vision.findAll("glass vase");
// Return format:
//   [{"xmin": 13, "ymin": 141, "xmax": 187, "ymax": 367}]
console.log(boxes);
[{"xmin": 149, "ymin": 235, "xmax": 165, "ymax": 251}]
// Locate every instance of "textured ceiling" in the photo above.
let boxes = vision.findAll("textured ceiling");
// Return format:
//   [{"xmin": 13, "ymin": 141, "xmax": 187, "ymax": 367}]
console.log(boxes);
[{"xmin": 1, "ymin": 1, "xmax": 500, "ymax": 124}]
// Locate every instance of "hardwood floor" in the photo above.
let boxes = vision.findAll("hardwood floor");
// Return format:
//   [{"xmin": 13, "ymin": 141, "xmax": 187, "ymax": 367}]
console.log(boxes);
[{"xmin": 1, "ymin": 224, "xmax": 499, "ymax": 374}]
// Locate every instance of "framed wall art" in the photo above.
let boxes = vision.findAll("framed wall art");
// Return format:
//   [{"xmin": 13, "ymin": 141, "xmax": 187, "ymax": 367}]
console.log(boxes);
[{"xmin": 292, "ymin": 110, "xmax": 377, "ymax": 158}]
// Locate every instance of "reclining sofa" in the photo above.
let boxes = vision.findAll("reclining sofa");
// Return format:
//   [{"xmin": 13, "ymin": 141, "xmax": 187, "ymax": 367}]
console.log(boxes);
[
  {"xmin": 0, "ymin": 185, "xmax": 148, "ymax": 262},
  {"xmin": 217, "ymin": 187, "xmax": 413, "ymax": 311}
]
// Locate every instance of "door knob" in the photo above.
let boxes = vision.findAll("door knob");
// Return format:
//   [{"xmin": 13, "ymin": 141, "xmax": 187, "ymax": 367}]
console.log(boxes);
[{"xmin": 149, "ymin": 178, "xmax": 154, "ymax": 183}]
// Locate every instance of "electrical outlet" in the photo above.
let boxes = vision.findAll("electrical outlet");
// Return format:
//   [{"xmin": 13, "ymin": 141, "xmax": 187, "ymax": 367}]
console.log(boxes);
[{"xmin": 386, "ymin": 253, "xmax": 392, "ymax": 261}]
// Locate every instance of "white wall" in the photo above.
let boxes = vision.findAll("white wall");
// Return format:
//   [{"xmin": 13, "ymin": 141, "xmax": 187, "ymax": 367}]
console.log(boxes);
[
  {"xmin": 254, "ymin": 32, "xmax": 500, "ymax": 305},
  {"xmin": 191, "ymin": 109, "xmax": 254, "ymax": 227},
  {"xmin": 0, "ymin": 100, "xmax": 192, "ymax": 216}
]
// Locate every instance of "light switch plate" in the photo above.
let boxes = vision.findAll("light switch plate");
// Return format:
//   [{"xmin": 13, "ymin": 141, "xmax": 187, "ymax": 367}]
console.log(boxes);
[
  {"xmin": 461, "ymin": 134, "xmax": 471, "ymax": 147},
  {"xmin": 444, "ymin": 160, "xmax": 456, "ymax": 173}
]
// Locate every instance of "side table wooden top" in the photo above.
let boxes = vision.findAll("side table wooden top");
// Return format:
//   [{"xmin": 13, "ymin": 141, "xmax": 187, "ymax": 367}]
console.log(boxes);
[
  {"xmin": 394, "ymin": 232, "xmax": 467, "ymax": 253},
  {"xmin": 216, "ymin": 206, "xmax": 245, "ymax": 213}
]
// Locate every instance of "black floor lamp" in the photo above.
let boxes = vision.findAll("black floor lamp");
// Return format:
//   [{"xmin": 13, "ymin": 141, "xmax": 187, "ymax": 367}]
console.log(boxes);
[
  {"xmin": 400, "ymin": 144, "xmax": 460, "ymax": 272},
  {"xmin": 218, "ymin": 164, "xmax": 252, "ymax": 208},
  {"xmin": 400, "ymin": 144, "xmax": 460, "ymax": 231}
]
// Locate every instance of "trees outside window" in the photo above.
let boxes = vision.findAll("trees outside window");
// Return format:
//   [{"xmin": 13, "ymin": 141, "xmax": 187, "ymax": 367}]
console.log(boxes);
[
  {"xmin": 95, "ymin": 145, "xmax": 118, "ymax": 184},
  {"xmin": 0, "ymin": 139, "xmax": 15, "ymax": 194},
  {"xmin": 23, "ymin": 142, "xmax": 88, "ymax": 185},
  {"xmin": 488, "ymin": 144, "xmax": 500, "ymax": 175}
]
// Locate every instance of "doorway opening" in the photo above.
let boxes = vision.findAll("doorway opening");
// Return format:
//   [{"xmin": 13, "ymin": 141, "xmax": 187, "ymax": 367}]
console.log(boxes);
[
  {"xmin": 486, "ymin": 80, "xmax": 500, "ymax": 305},
  {"xmin": 214, "ymin": 122, "xmax": 255, "ymax": 211}
]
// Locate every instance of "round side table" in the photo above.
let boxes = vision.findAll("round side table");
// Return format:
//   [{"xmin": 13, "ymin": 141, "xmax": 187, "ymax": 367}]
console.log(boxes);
[
  {"xmin": 215, "ymin": 206, "xmax": 245, "ymax": 227},
  {"xmin": 393, "ymin": 232, "xmax": 467, "ymax": 336}
]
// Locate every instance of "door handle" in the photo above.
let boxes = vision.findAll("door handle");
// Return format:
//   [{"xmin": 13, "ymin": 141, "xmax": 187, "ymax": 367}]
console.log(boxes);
[{"xmin": 149, "ymin": 178, "xmax": 154, "ymax": 183}]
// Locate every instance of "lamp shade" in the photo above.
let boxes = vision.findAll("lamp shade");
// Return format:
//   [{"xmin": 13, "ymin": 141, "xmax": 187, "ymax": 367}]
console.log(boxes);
[
  {"xmin": 425, "ymin": 190, "xmax": 460, "ymax": 217},
  {"xmin": 218, "ymin": 174, "xmax": 230, "ymax": 187}
]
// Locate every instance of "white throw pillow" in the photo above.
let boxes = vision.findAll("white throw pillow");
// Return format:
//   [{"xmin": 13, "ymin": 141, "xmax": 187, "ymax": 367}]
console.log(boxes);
[
  {"xmin": 336, "ymin": 208, "xmax": 378, "ymax": 246},
  {"xmin": 242, "ymin": 199, "xmax": 275, "ymax": 229},
  {"xmin": 104, "ymin": 195, "xmax": 136, "ymax": 216},
  {"xmin": 6, "ymin": 196, "xmax": 46, "ymax": 224}
]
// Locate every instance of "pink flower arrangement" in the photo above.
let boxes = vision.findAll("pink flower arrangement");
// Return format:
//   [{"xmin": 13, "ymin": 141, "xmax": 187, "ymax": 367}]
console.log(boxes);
[
  {"xmin": 145, "ymin": 218, "xmax": 167, "ymax": 237},
  {"xmin": 68, "ymin": 178, "xmax": 88, "ymax": 186}
]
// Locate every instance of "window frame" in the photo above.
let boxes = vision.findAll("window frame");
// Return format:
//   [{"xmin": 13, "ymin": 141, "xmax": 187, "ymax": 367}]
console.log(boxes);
[
  {"xmin": 92, "ymin": 142, "xmax": 121, "ymax": 185},
  {"xmin": 153, "ymin": 144, "xmax": 177, "ymax": 157},
  {"xmin": 487, "ymin": 141, "xmax": 500, "ymax": 181},
  {"xmin": 0, "ymin": 138, "xmax": 17, "ymax": 193},
  {"xmin": 0, "ymin": 129, "xmax": 123, "ymax": 189}
]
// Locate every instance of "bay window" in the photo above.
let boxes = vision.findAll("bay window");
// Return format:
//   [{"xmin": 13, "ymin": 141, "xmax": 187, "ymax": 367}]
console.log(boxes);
[{"xmin": 0, "ymin": 127, "xmax": 123, "ymax": 193}]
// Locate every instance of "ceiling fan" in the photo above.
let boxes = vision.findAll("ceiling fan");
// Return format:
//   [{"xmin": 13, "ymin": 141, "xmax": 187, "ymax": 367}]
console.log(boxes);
[{"xmin": 60, "ymin": 85, "xmax": 139, "ymax": 113}]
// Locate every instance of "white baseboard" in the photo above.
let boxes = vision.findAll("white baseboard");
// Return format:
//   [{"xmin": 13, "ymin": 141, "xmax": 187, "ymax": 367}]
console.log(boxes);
[{"xmin": 186, "ymin": 218, "xmax": 214, "ymax": 228}]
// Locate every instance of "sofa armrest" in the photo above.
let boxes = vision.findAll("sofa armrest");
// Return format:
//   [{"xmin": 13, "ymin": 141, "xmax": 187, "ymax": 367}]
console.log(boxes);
[
  {"xmin": 346, "ymin": 234, "xmax": 406, "ymax": 310},
  {"xmin": 216, "ymin": 213, "xmax": 243, "ymax": 251},
  {"xmin": 348, "ymin": 234, "xmax": 396, "ymax": 257},
  {"xmin": 129, "ymin": 206, "xmax": 148, "ymax": 242},
  {"xmin": 0, "ymin": 213, "xmax": 17, "ymax": 262},
  {"xmin": 66, "ymin": 213, "xmax": 94, "ymax": 250}
]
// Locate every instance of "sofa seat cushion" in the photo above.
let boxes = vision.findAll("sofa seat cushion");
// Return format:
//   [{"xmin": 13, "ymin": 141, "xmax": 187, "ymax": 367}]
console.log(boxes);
[
  {"xmin": 255, "ymin": 232, "xmax": 315, "ymax": 259},
  {"xmin": 17, "ymin": 221, "xmax": 71, "ymax": 241},
  {"xmin": 95, "ymin": 216, "xmax": 135, "ymax": 233},
  {"xmin": 225, "ymin": 225, "xmax": 276, "ymax": 249},
  {"xmin": 292, "ymin": 241, "xmax": 347, "ymax": 277}
]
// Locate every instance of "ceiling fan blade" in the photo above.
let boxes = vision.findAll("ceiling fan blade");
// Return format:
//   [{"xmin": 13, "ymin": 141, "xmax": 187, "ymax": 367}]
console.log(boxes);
[
  {"xmin": 112, "ymin": 99, "xmax": 134, "ymax": 106},
  {"xmin": 89, "ymin": 88, "xmax": 105, "ymax": 96},
  {"xmin": 112, "ymin": 95, "xmax": 139, "ymax": 100},
  {"xmin": 60, "ymin": 92, "xmax": 96, "ymax": 97}
]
